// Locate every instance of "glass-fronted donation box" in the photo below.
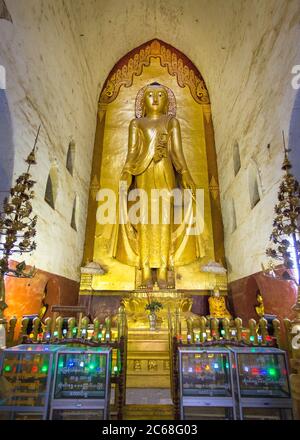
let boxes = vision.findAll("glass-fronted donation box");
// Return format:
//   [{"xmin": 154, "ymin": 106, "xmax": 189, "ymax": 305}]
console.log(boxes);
[
  {"xmin": 178, "ymin": 346, "xmax": 293, "ymax": 420},
  {"xmin": 50, "ymin": 346, "xmax": 111, "ymax": 420},
  {"xmin": 229, "ymin": 347, "xmax": 293, "ymax": 420},
  {"xmin": 0, "ymin": 345, "xmax": 112, "ymax": 420},
  {"xmin": 178, "ymin": 347, "xmax": 236, "ymax": 420},
  {"xmin": 0, "ymin": 345, "xmax": 61, "ymax": 420}
]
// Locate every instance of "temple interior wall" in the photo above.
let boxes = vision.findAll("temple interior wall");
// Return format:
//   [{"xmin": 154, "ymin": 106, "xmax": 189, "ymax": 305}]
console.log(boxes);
[{"xmin": 0, "ymin": 0, "xmax": 300, "ymax": 304}]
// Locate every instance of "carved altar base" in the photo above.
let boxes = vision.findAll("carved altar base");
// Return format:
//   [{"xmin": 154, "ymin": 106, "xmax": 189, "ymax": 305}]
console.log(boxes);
[
  {"xmin": 124, "ymin": 289, "xmax": 192, "ymax": 388},
  {"xmin": 122, "ymin": 289, "xmax": 194, "ymax": 330}
]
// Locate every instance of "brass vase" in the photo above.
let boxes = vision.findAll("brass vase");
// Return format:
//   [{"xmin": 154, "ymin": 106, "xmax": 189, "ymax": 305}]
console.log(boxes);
[{"xmin": 149, "ymin": 312, "xmax": 157, "ymax": 331}]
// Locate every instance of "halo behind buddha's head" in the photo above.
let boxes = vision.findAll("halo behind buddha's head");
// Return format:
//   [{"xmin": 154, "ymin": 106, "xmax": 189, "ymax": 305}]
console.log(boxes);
[{"xmin": 135, "ymin": 82, "xmax": 176, "ymax": 118}]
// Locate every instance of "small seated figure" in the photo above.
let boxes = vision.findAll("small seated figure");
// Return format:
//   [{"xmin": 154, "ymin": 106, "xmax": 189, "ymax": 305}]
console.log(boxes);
[
  {"xmin": 255, "ymin": 290, "xmax": 264, "ymax": 318},
  {"xmin": 208, "ymin": 287, "xmax": 232, "ymax": 319}
]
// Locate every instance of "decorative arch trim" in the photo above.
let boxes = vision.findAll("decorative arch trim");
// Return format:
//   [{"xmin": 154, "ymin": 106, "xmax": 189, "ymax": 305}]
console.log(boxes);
[{"xmin": 99, "ymin": 39, "xmax": 210, "ymax": 105}]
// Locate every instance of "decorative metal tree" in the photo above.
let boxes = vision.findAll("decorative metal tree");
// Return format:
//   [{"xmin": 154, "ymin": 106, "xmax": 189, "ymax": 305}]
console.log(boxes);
[
  {"xmin": 0, "ymin": 127, "xmax": 40, "ymax": 330},
  {"xmin": 266, "ymin": 132, "xmax": 300, "ymax": 313}
]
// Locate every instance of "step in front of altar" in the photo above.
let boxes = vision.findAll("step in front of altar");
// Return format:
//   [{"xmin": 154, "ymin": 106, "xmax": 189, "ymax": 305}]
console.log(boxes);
[{"xmin": 126, "ymin": 329, "xmax": 171, "ymax": 388}]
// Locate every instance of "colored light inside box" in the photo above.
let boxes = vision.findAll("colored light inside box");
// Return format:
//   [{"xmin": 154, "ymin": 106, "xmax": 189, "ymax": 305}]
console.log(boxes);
[
  {"xmin": 41, "ymin": 365, "xmax": 48, "ymax": 373},
  {"xmin": 225, "ymin": 363, "xmax": 229, "ymax": 369},
  {"xmin": 53, "ymin": 331, "xmax": 58, "ymax": 337},
  {"xmin": 68, "ymin": 361, "xmax": 74, "ymax": 368},
  {"xmin": 4, "ymin": 365, "xmax": 11, "ymax": 372},
  {"xmin": 214, "ymin": 363, "xmax": 219, "ymax": 369},
  {"xmin": 188, "ymin": 367, "xmax": 193, "ymax": 373},
  {"xmin": 113, "ymin": 366, "xmax": 118, "ymax": 373},
  {"xmin": 205, "ymin": 365, "xmax": 210, "ymax": 371},
  {"xmin": 257, "ymin": 335, "xmax": 262, "ymax": 342},
  {"xmin": 250, "ymin": 336, "xmax": 255, "ymax": 342},
  {"xmin": 58, "ymin": 361, "xmax": 64, "ymax": 368},
  {"xmin": 261, "ymin": 369, "xmax": 267, "ymax": 375},
  {"xmin": 72, "ymin": 328, "xmax": 77, "ymax": 334},
  {"xmin": 269, "ymin": 368, "xmax": 276, "ymax": 377},
  {"xmin": 195, "ymin": 367, "xmax": 201, "ymax": 373},
  {"xmin": 251, "ymin": 368, "xmax": 259, "ymax": 375},
  {"xmin": 266, "ymin": 336, "xmax": 272, "ymax": 342},
  {"xmin": 221, "ymin": 330, "xmax": 225, "ymax": 336},
  {"xmin": 79, "ymin": 361, "xmax": 85, "ymax": 368},
  {"xmin": 282, "ymin": 369, "xmax": 287, "ymax": 375},
  {"xmin": 32, "ymin": 365, "xmax": 38, "ymax": 373},
  {"xmin": 244, "ymin": 366, "xmax": 249, "ymax": 373},
  {"xmin": 63, "ymin": 329, "xmax": 67, "ymax": 336},
  {"xmin": 89, "ymin": 364, "xmax": 95, "ymax": 371}
]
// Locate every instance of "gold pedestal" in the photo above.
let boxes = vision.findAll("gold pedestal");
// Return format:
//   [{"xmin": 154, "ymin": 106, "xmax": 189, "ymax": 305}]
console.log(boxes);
[{"xmin": 123, "ymin": 289, "xmax": 191, "ymax": 388}]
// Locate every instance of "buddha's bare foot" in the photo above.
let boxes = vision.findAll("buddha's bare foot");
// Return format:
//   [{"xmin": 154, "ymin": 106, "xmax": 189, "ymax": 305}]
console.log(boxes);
[{"xmin": 157, "ymin": 267, "xmax": 168, "ymax": 289}]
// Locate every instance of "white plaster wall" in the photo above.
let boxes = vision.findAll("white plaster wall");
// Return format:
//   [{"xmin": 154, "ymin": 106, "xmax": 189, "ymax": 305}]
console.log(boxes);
[
  {"xmin": 0, "ymin": 0, "xmax": 98, "ymax": 280},
  {"xmin": 0, "ymin": 0, "xmax": 299, "ymax": 282}
]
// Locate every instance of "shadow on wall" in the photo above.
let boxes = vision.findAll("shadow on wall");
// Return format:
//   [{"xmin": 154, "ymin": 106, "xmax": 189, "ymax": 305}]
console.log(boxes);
[
  {"xmin": 0, "ymin": 89, "xmax": 14, "ymax": 208},
  {"xmin": 289, "ymin": 88, "xmax": 300, "ymax": 182}
]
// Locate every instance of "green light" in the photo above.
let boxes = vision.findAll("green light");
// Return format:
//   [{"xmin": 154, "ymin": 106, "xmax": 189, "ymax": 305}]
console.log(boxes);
[
  {"xmin": 58, "ymin": 361, "xmax": 64, "ymax": 368},
  {"xmin": 72, "ymin": 328, "xmax": 77, "ymax": 334},
  {"xmin": 89, "ymin": 364, "xmax": 95, "ymax": 371},
  {"xmin": 41, "ymin": 365, "xmax": 48, "ymax": 373},
  {"xmin": 4, "ymin": 365, "xmax": 11, "ymax": 372},
  {"xmin": 53, "ymin": 331, "xmax": 58, "ymax": 337},
  {"xmin": 221, "ymin": 330, "xmax": 225, "ymax": 336},
  {"xmin": 250, "ymin": 336, "xmax": 255, "ymax": 342},
  {"xmin": 225, "ymin": 363, "xmax": 229, "ymax": 369},
  {"xmin": 113, "ymin": 366, "xmax": 118, "ymax": 373},
  {"xmin": 269, "ymin": 368, "xmax": 276, "ymax": 377}
]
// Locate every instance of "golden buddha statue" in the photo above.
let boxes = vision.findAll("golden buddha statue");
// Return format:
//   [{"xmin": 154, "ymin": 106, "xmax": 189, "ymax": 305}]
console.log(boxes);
[
  {"xmin": 208, "ymin": 286, "xmax": 232, "ymax": 319},
  {"xmin": 112, "ymin": 82, "xmax": 205, "ymax": 288},
  {"xmin": 255, "ymin": 290, "xmax": 265, "ymax": 318}
]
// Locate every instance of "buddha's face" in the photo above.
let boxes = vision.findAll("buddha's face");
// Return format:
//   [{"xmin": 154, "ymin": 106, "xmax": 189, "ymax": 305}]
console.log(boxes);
[{"xmin": 143, "ymin": 86, "xmax": 168, "ymax": 116}]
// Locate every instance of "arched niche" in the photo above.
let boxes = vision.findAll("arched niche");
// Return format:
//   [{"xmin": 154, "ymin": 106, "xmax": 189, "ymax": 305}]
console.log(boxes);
[
  {"xmin": 0, "ymin": 89, "xmax": 14, "ymax": 208},
  {"xmin": 82, "ymin": 39, "xmax": 226, "ymax": 291}
]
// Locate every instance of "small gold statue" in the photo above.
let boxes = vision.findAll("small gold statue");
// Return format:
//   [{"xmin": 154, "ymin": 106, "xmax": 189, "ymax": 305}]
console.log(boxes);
[
  {"xmin": 255, "ymin": 290, "xmax": 265, "ymax": 318},
  {"xmin": 208, "ymin": 286, "xmax": 232, "ymax": 319}
]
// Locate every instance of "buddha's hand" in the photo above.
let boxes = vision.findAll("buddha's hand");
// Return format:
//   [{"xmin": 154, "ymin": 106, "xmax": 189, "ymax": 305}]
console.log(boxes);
[
  {"xmin": 120, "ymin": 171, "xmax": 132, "ymax": 191},
  {"xmin": 182, "ymin": 171, "xmax": 196, "ymax": 196}
]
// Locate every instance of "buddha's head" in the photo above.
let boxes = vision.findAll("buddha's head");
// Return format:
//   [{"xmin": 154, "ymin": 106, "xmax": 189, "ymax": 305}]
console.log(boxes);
[{"xmin": 143, "ymin": 82, "xmax": 169, "ymax": 116}]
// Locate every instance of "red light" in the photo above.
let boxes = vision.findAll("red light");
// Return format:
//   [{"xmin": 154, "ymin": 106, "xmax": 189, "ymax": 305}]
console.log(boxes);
[
  {"xmin": 195, "ymin": 367, "xmax": 201, "ymax": 373},
  {"xmin": 32, "ymin": 365, "xmax": 38, "ymax": 373},
  {"xmin": 266, "ymin": 336, "xmax": 272, "ymax": 341},
  {"xmin": 282, "ymin": 369, "xmax": 287, "ymax": 375},
  {"xmin": 251, "ymin": 368, "xmax": 259, "ymax": 375}
]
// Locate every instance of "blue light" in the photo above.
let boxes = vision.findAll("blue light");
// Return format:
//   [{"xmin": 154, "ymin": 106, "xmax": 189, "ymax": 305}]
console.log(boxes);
[
  {"xmin": 244, "ymin": 366, "xmax": 249, "ymax": 372},
  {"xmin": 261, "ymin": 369, "xmax": 267, "ymax": 375},
  {"xmin": 213, "ymin": 363, "xmax": 219, "ymax": 369},
  {"xmin": 68, "ymin": 361, "xmax": 75, "ymax": 368}
]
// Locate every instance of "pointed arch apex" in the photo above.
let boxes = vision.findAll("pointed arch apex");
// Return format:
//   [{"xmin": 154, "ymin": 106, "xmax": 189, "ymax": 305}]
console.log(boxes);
[{"xmin": 99, "ymin": 38, "xmax": 209, "ymax": 105}]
